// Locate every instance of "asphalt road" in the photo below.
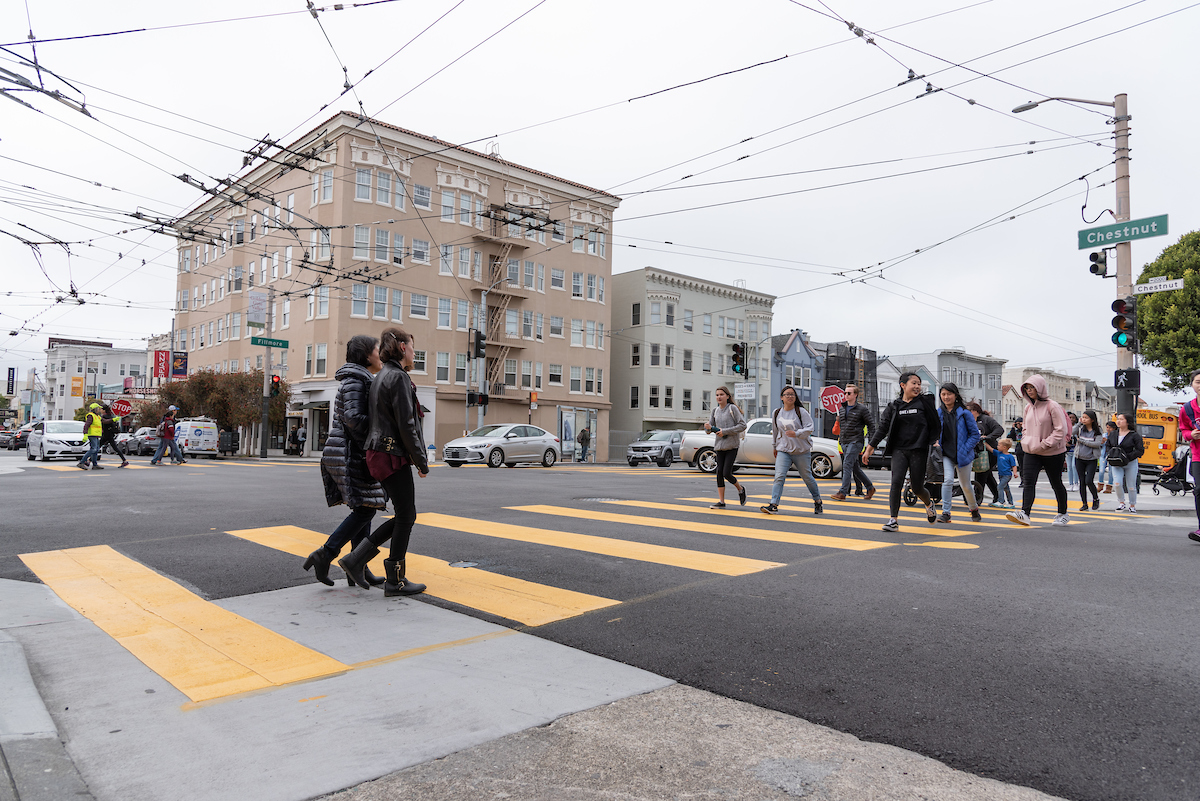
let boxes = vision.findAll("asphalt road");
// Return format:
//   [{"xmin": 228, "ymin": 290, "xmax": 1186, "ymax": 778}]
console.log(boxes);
[{"xmin": 2, "ymin": 447, "xmax": 1197, "ymax": 801}]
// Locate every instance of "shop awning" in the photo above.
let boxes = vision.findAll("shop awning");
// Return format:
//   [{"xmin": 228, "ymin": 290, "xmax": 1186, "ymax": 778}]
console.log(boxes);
[{"xmin": 300, "ymin": 401, "xmax": 330, "ymax": 409}]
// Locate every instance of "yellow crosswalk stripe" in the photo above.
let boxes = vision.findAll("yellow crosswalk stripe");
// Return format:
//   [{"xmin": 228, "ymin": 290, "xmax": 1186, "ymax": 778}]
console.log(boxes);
[
  {"xmin": 416, "ymin": 513, "xmax": 784, "ymax": 576},
  {"xmin": 226, "ymin": 525, "xmax": 619, "ymax": 627},
  {"xmin": 726, "ymin": 496, "xmax": 1073, "ymax": 528},
  {"xmin": 19, "ymin": 545, "xmax": 349, "ymax": 703},
  {"xmin": 509, "ymin": 505, "xmax": 896, "ymax": 551},
  {"xmin": 673, "ymin": 497, "xmax": 993, "ymax": 532},
  {"xmin": 743, "ymin": 494, "xmax": 1127, "ymax": 523}
]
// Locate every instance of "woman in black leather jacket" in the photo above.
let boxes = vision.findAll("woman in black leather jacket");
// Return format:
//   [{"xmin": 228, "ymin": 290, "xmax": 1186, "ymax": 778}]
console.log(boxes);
[
  {"xmin": 338, "ymin": 327, "xmax": 429, "ymax": 597},
  {"xmin": 303, "ymin": 335, "xmax": 388, "ymax": 586}
]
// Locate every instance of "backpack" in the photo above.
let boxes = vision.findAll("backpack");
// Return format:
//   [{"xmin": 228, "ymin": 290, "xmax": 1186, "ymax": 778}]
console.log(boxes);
[{"xmin": 156, "ymin": 420, "xmax": 166, "ymax": 437}]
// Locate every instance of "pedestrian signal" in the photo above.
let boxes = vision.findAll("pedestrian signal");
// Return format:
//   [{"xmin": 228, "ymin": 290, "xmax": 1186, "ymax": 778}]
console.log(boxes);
[
  {"xmin": 1110, "ymin": 297, "xmax": 1137, "ymax": 351},
  {"xmin": 270, "ymin": 374, "xmax": 281, "ymax": 397},
  {"xmin": 731, "ymin": 342, "xmax": 746, "ymax": 375},
  {"xmin": 1089, "ymin": 251, "xmax": 1107, "ymax": 276}
]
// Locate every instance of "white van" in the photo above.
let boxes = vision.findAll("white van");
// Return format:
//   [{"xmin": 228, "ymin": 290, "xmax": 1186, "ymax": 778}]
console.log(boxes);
[{"xmin": 176, "ymin": 417, "xmax": 220, "ymax": 457}]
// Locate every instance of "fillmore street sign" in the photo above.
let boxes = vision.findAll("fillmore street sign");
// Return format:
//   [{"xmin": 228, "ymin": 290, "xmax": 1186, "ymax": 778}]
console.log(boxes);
[{"xmin": 1077, "ymin": 214, "xmax": 1168, "ymax": 249}]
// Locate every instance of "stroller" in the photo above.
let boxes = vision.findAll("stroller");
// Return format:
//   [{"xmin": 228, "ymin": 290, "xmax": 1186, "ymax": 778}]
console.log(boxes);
[
  {"xmin": 903, "ymin": 444, "xmax": 984, "ymax": 507},
  {"xmin": 1151, "ymin": 457, "xmax": 1194, "ymax": 496}
]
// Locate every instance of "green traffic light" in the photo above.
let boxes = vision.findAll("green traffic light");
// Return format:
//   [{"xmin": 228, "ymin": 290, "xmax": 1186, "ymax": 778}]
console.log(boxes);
[{"xmin": 1112, "ymin": 331, "xmax": 1133, "ymax": 347}]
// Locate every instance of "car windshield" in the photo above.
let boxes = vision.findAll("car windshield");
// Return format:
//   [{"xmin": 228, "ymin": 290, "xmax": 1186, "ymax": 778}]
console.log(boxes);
[
  {"xmin": 638, "ymin": 432, "xmax": 675, "ymax": 442},
  {"xmin": 469, "ymin": 425, "xmax": 510, "ymax": 437},
  {"xmin": 45, "ymin": 421, "xmax": 85, "ymax": 434}
]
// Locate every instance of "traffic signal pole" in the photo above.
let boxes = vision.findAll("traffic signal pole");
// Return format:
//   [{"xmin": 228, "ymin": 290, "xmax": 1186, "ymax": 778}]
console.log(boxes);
[{"xmin": 1113, "ymin": 93, "xmax": 1136, "ymax": 419}]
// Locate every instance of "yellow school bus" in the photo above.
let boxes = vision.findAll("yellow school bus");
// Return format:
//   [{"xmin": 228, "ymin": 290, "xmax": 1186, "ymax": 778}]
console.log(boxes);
[{"xmin": 1135, "ymin": 409, "xmax": 1178, "ymax": 471}]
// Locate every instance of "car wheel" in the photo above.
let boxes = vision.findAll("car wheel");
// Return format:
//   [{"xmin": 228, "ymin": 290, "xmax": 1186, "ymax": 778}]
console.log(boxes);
[
  {"xmin": 696, "ymin": 448, "xmax": 717, "ymax": 474},
  {"xmin": 542, "ymin": 449, "xmax": 557, "ymax": 468},
  {"xmin": 446, "ymin": 461, "xmax": 463, "ymax": 468},
  {"xmin": 39, "ymin": 445, "xmax": 48, "ymax": 462},
  {"xmin": 658, "ymin": 451, "xmax": 673, "ymax": 468},
  {"xmin": 811, "ymin": 453, "xmax": 833, "ymax": 479},
  {"xmin": 627, "ymin": 458, "xmax": 638, "ymax": 467},
  {"xmin": 26, "ymin": 445, "xmax": 34, "ymax": 461},
  {"xmin": 504, "ymin": 462, "xmax": 516, "ymax": 468},
  {"xmin": 487, "ymin": 448, "xmax": 504, "ymax": 468}
]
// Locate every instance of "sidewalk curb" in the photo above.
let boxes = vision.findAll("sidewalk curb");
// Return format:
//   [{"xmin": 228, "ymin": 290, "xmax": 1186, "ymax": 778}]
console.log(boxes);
[{"xmin": 0, "ymin": 632, "xmax": 94, "ymax": 801}]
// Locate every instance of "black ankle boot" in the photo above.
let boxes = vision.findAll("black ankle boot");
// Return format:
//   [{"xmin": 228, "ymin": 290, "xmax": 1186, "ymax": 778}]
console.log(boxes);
[
  {"xmin": 302, "ymin": 549, "xmax": 335, "ymax": 586},
  {"xmin": 338, "ymin": 539, "xmax": 381, "ymax": 590},
  {"xmin": 383, "ymin": 558, "xmax": 426, "ymax": 597},
  {"xmin": 362, "ymin": 566, "xmax": 385, "ymax": 587}
]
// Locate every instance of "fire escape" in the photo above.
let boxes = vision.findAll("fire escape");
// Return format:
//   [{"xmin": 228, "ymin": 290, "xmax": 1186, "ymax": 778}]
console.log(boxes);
[{"xmin": 473, "ymin": 207, "xmax": 532, "ymax": 396}]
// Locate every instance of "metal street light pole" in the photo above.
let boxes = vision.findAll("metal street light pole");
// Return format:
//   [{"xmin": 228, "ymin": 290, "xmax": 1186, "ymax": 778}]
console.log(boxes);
[{"xmin": 1013, "ymin": 93, "xmax": 1134, "ymax": 417}]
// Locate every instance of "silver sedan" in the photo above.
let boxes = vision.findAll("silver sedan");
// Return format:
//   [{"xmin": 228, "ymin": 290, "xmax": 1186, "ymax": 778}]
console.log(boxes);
[
  {"xmin": 443, "ymin": 424, "xmax": 562, "ymax": 468},
  {"xmin": 684, "ymin": 417, "xmax": 843, "ymax": 479}
]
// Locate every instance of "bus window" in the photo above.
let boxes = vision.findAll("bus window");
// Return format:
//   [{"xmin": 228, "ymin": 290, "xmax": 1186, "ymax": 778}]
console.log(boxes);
[{"xmin": 1137, "ymin": 424, "xmax": 1165, "ymax": 439}]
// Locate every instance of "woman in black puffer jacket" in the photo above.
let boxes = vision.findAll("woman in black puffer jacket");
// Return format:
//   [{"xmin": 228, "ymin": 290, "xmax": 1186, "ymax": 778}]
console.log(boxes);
[
  {"xmin": 303, "ymin": 335, "xmax": 388, "ymax": 586},
  {"xmin": 967, "ymin": 402, "xmax": 1004, "ymax": 505}
]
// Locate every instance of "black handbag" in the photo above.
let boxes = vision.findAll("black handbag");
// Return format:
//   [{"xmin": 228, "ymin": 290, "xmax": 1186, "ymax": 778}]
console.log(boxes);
[{"xmin": 1107, "ymin": 446, "xmax": 1128, "ymax": 467}]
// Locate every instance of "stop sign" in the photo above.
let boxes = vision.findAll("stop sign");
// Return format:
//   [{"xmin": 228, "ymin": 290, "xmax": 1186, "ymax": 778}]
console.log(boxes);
[
  {"xmin": 110, "ymin": 398, "xmax": 134, "ymax": 417},
  {"xmin": 818, "ymin": 385, "xmax": 846, "ymax": 415}
]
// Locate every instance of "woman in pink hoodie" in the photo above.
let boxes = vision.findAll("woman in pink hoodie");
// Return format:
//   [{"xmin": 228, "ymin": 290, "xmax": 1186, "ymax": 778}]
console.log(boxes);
[{"xmin": 1006, "ymin": 374, "xmax": 1071, "ymax": 527}]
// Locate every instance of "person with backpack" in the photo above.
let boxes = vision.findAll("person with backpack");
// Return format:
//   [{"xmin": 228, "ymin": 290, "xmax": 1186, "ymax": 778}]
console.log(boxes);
[
  {"xmin": 1107, "ymin": 412, "xmax": 1145, "ymax": 514},
  {"xmin": 863, "ymin": 372, "xmax": 941, "ymax": 532},
  {"xmin": 577, "ymin": 427, "xmax": 591, "ymax": 462},
  {"xmin": 1074, "ymin": 411, "xmax": 1104, "ymax": 511},
  {"xmin": 97, "ymin": 403, "xmax": 129, "ymax": 468},
  {"xmin": 75, "ymin": 402, "xmax": 104, "ymax": 470},
  {"xmin": 760, "ymin": 384, "xmax": 822, "ymax": 515},
  {"xmin": 704, "ymin": 386, "xmax": 748, "ymax": 509},
  {"xmin": 1180, "ymin": 369, "xmax": 1200, "ymax": 542},
  {"xmin": 149, "ymin": 406, "xmax": 186, "ymax": 466}
]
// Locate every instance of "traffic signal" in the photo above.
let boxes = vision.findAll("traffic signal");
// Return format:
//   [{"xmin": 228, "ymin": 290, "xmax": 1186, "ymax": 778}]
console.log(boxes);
[
  {"xmin": 731, "ymin": 342, "xmax": 746, "ymax": 375},
  {"xmin": 1089, "ymin": 251, "xmax": 1107, "ymax": 276},
  {"xmin": 472, "ymin": 329, "xmax": 486, "ymax": 359},
  {"xmin": 270, "ymin": 374, "xmax": 281, "ymax": 397},
  {"xmin": 1110, "ymin": 296, "xmax": 1137, "ymax": 351}
]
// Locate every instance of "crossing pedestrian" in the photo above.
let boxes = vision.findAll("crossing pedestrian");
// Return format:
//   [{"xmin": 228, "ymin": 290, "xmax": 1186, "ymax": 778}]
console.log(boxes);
[
  {"xmin": 75, "ymin": 402, "xmax": 104, "ymax": 470},
  {"xmin": 338, "ymin": 327, "xmax": 429, "ymax": 597},
  {"xmin": 98, "ymin": 403, "xmax": 129, "ymax": 468},
  {"xmin": 1107, "ymin": 412, "xmax": 1144, "ymax": 514},
  {"xmin": 966, "ymin": 402, "xmax": 1003, "ymax": 505},
  {"xmin": 1065, "ymin": 412, "xmax": 1080, "ymax": 491},
  {"xmin": 829, "ymin": 384, "xmax": 875, "ymax": 502},
  {"xmin": 1074, "ymin": 410, "xmax": 1104, "ymax": 511},
  {"xmin": 1099, "ymin": 420, "xmax": 1118, "ymax": 493},
  {"xmin": 1179, "ymin": 369, "xmax": 1200, "ymax": 542},
  {"xmin": 304, "ymin": 336, "xmax": 387, "ymax": 587},
  {"xmin": 1006, "ymin": 375, "xmax": 1070, "ymax": 527},
  {"xmin": 995, "ymin": 438, "xmax": 1018, "ymax": 507},
  {"xmin": 704, "ymin": 386, "xmax": 748, "ymax": 508},
  {"xmin": 1006, "ymin": 417, "xmax": 1025, "ymax": 487},
  {"xmin": 149, "ymin": 407, "xmax": 186, "ymax": 465},
  {"xmin": 863, "ymin": 372, "xmax": 941, "ymax": 532},
  {"xmin": 935, "ymin": 382, "xmax": 983, "ymax": 523},
  {"xmin": 760, "ymin": 384, "xmax": 822, "ymax": 515}
]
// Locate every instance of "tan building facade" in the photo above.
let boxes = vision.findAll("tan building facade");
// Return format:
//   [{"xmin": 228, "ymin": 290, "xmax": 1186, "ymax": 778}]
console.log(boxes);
[
  {"xmin": 171, "ymin": 112, "xmax": 619, "ymax": 459},
  {"xmin": 1002, "ymin": 367, "xmax": 1090, "ymax": 417}
]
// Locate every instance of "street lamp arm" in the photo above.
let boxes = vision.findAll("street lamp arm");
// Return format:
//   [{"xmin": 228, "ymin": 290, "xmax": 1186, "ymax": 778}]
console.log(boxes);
[{"xmin": 1012, "ymin": 96, "xmax": 1116, "ymax": 113}]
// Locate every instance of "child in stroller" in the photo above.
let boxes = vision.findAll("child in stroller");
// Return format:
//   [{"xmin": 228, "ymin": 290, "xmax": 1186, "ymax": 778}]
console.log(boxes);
[
  {"xmin": 1152, "ymin": 455, "xmax": 1194, "ymax": 496},
  {"xmin": 903, "ymin": 445, "xmax": 984, "ymax": 508}
]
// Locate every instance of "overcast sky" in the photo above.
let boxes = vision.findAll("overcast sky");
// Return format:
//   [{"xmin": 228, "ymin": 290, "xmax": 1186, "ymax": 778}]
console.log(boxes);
[{"xmin": 2, "ymin": 0, "xmax": 1196, "ymax": 405}]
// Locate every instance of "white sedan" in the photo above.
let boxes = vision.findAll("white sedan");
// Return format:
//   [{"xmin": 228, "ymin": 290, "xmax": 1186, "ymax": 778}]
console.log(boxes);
[
  {"xmin": 442, "ymin": 424, "xmax": 562, "ymax": 468},
  {"xmin": 27, "ymin": 420, "xmax": 89, "ymax": 461},
  {"xmin": 681, "ymin": 417, "xmax": 843, "ymax": 479}
]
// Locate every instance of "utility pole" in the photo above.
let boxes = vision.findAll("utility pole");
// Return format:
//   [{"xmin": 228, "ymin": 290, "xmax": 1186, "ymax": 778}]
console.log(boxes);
[
  {"xmin": 260, "ymin": 286, "xmax": 274, "ymax": 458},
  {"xmin": 1112, "ymin": 93, "xmax": 1136, "ymax": 419}
]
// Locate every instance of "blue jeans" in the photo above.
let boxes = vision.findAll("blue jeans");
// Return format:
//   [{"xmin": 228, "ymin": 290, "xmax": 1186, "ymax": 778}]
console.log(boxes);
[
  {"xmin": 580, "ymin": 444, "xmax": 589, "ymax": 462},
  {"xmin": 1099, "ymin": 455, "xmax": 1112, "ymax": 484},
  {"xmin": 771, "ymin": 450, "xmax": 820, "ymax": 505},
  {"xmin": 316, "ymin": 506, "xmax": 377, "ymax": 560},
  {"xmin": 1113, "ymin": 460, "xmax": 1139, "ymax": 508},
  {"xmin": 78, "ymin": 436, "xmax": 101, "ymax": 467},
  {"xmin": 942, "ymin": 454, "xmax": 978, "ymax": 513},
  {"xmin": 838, "ymin": 442, "xmax": 874, "ymax": 495},
  {"xmin": 1066, "ymin": 452, "xmax": 1078, "ymax": 485},
  {"xmin": 997, "ymin": 473, "xmax": 1014, "ymax": 505},
  {"xmin": 151, "ymin": 438, "xmax": 183, "ymax": 463}
]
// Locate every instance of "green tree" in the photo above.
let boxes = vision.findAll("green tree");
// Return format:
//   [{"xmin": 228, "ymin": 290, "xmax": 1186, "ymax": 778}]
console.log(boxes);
[
  {"xmin": 135, "ymin": 371, "xmax": 290, "ymax": 430},
  {"xmin": 0, "ymin": 395, "xmax": 10, "ymax": 409},
  {"xmin": 1136, "ymin": 230, "xmax": 1200, "ymax": 392}
]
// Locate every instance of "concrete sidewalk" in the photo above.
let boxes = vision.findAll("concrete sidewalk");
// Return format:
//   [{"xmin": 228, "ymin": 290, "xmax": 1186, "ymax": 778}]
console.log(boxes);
[{"xmin": 0, "ymin": 576, "xmax": 1070, "ymax": 801}]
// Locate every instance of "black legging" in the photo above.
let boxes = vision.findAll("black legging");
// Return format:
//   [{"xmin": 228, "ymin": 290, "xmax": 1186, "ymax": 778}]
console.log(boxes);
[
  {"xmin": 1021, "ymin": 452, "xmax": 1068, "ymax": 515},
  {"xmin": 1076, "ymin": 457, "xmax": 1098, "ymax": 505},
  {"xmin": 890, "ymin": 448, "xmax": 933, "ymax": 518},
  {"xmin": 714, "ymin": 448, "xmax": 740, "ymax": 490},
  {"xmin": 975, "ymin": 467, "xmax": 999, "ymax": 503},
  {"xmin": 365, "ymin": 465, "xmax": 417, "ymax": 560}
]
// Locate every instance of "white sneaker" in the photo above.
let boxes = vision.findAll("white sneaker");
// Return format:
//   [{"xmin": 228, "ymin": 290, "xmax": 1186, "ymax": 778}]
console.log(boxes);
[
  {"xmin": 1005, "ymin": 509, "xmax": 1032, "ymax": 526},
  {"xmin": 1116, "ymin": 503, "xmax": 1128, "ymax": 512},
  {"xmin": 1052, "ymin": 513, "xmax": 1070, "ymax": 527}
]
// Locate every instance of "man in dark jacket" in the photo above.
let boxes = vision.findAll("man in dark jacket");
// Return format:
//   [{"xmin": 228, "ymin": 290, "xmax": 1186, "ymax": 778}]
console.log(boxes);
[
  {"xmin": 831, "ymin": 385, "xmax": 875, "ymax": 501},
  {"xmin": 98, "ymin": 404, "xmax": 130, "ymax": 468}
]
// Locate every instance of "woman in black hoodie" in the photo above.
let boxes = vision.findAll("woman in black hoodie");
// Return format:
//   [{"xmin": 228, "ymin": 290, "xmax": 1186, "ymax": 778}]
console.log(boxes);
[{"xmin": 863, "ymin": 372, "xmax": 942, "ymax": 532}]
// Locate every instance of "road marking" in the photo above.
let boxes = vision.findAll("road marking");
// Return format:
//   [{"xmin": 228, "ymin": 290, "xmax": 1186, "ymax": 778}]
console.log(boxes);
[
  {"xmin": 416, "ymin": 512, "xmax": 785, "ymax": 576},
  {"xmin": 225, "ymin": 525, "xmax": 619, "ymax": 627},
  {"xmin": 699, "ymin": 497, "xmax": 1015, "ymax": 530},
  {"xmin": 509, "ymin": 505, "xmax": 896, "ymax": 551},
  {"xmin": 19, "ymin": 545, "xmax": 349, "ymax": 703},
  {"xmin": 746, "ymin": 494, "xmax": 1125, "ymax": 524},
  {"xmin": 905, "ymin": 541, "xmax": 979, "ymax": 549}
]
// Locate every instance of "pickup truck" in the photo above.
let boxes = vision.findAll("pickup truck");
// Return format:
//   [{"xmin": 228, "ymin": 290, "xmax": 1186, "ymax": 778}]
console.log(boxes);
[{"xmin": 680, "ymin": 417, "xmax": 842, "ymax": 479}]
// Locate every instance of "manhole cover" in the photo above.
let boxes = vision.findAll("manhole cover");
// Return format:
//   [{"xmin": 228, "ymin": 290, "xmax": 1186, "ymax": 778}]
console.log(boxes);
[{"xmin": 448, "ymin": 561, "xmax": 478, "ymax": 568}]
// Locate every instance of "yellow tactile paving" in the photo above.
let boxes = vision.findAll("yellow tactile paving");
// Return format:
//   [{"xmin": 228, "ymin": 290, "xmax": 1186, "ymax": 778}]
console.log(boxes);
[
  {"xmin": 509, "ymin": 504, "xmax": 897, "ymax": 551},
  {"xmin": 225, "ymin": 525, "xmax": 619, "ymax": 627},
  {"xmin": 416, "ymin": 512, "xmax": 785, "ymax": 576},
  {"xmin": 19, "ymin": 545, "xmax": 349, "ymax": 703}
]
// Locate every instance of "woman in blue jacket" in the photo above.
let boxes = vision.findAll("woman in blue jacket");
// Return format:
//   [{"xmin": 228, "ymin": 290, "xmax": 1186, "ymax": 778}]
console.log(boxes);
[{"xmin": 936, "ymin": 382, "xmax": 982, "ymax": 523}]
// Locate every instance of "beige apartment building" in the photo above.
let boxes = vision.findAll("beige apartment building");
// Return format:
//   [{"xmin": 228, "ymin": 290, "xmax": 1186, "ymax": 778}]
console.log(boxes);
[
  {"xmin": 171, "ymin": 112, "xmax": 619, "ymax": 459},
  {"xmin": 1002, "ymin": 366, "xmax": 1091, "ymax": 417}
]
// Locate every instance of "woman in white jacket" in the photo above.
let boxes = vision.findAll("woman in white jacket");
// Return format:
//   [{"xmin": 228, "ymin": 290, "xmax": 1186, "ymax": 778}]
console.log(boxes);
[{"xmin": 759, "ymin": 385, "xmax": 822, "ymax": 516}]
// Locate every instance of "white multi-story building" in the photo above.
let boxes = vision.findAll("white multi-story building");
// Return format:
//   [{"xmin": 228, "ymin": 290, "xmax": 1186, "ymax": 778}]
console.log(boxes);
[
  {"xmin": 609, "ymin": 268, "xmax": 774, "ymax": 451},
  {"xmin": 890, "ymin": 348, "xmax": 1008, "ymax": 416},
  {"xmin": 42, "ymin": 338, "xmax": 147, "ymax": 421}
]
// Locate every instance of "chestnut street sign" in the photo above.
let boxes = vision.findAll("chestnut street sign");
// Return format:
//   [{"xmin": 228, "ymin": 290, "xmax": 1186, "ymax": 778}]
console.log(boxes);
[{"xmin": 1077, "ymin": 214, "xmax": 1168, "ymax": 249}]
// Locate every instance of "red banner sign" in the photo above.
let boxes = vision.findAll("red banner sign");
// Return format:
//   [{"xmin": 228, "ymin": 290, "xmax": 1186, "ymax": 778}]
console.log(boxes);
[{"xmin": 154, "ymin": 350, "xmax": 170, "ymax": 378}]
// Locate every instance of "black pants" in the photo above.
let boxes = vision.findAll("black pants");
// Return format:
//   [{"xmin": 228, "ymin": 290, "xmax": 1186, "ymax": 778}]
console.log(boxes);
[
  {"xmin": 316, "ymin": 505, "xmax": 377, "ymax": 561},
  {"xmin": 366, "ymin": 466, "xmax": 417, "ymax": 560},
  {"xmin": 1021, "ymin": 452, "xmax": 1068, "ymax": 515},
  {"xmin": 975, "ymin": 467, "xmax": 999, "ymax": 503},
  {"xmin": 714, "ymin": 449, "xmax": 740, "ymax": 489},
  {"xmin": 890, "ymin": 448, "xmax": 932, "ymax": 518},
  {"xmin": 1077, "ymin": 457, "xmax": 1099, "ymax": 504},
  {"xmin": 98, "ymin": 432, "xmax": 126, "ymax": 461}
]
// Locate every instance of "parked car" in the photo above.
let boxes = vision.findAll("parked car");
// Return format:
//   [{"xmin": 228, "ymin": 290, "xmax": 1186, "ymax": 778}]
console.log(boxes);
[
  {"xmin": 626, "ymin": 430, "xmax": 684, "ymax": 467},
  {"xmin": 0, "ymin": 429, "xmax": 13, "ymax": 449},
  {"xmin": 442, "ymin": 424, "xmax": 561, "ymax": 468},
  {"xmin": 862, "ymin": 438, "xmax": 892, "ymax": 470},
  {"xmin": 176, "ymin": 417, "xmax": 220, "ymax": 458},
  {"xmin": 26, "ymin": 420, "xmax": 88, "ymax": 461},
  {"xmin": 7, "ymin": 424, "xmax": 34, "ymax": 451},
  {"xmin": 680, "ymin": 417, "xmax": 843, "ymax": 479},
  {"xmin": 126, "ymin": 426, "xmax": 162, "ymax": 456},
  {"xmin": 103, "ymin": 432, "xmax": 136, "ymax": 456}
]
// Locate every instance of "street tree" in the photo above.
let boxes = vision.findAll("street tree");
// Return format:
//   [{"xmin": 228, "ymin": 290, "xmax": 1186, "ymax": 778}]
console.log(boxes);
[
  {"xmin": 135, "ymin": 371, "xmax": 290, "ymax": 429},
  {"xmin": 1135, "ymin": 230, "xmax": 1200, "ymax": 392}
]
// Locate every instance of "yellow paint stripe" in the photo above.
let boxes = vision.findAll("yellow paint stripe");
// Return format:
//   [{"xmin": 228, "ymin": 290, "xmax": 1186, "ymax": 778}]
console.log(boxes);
[
  {"xmin": 226, "ymin": 525, "xmax": 619, "ymax": 627},
  {"xmin": 509, "ymin": 505, "xmax": 895, "ymax": 551},
  {"xmin": 671, "ymin": 497, "xmax": 975, "ymax": 535},
  {"xmin": 681, "ymin": 496, "xmax": 1023, "ymax": 530},
  {"xmin": 743, "ymin": 494, "xmax": 1126, "ymax": 523},
  {"xmin": 417, "ymin": 513, "xmax": 784, "ymax": 576},
  {"xmin": 19, "ymin": 546, "xmax": 348, "ymax": 702},
  {"xmin": 905, "ymin": 541, "xmax": 980, "ymax": 549}
]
